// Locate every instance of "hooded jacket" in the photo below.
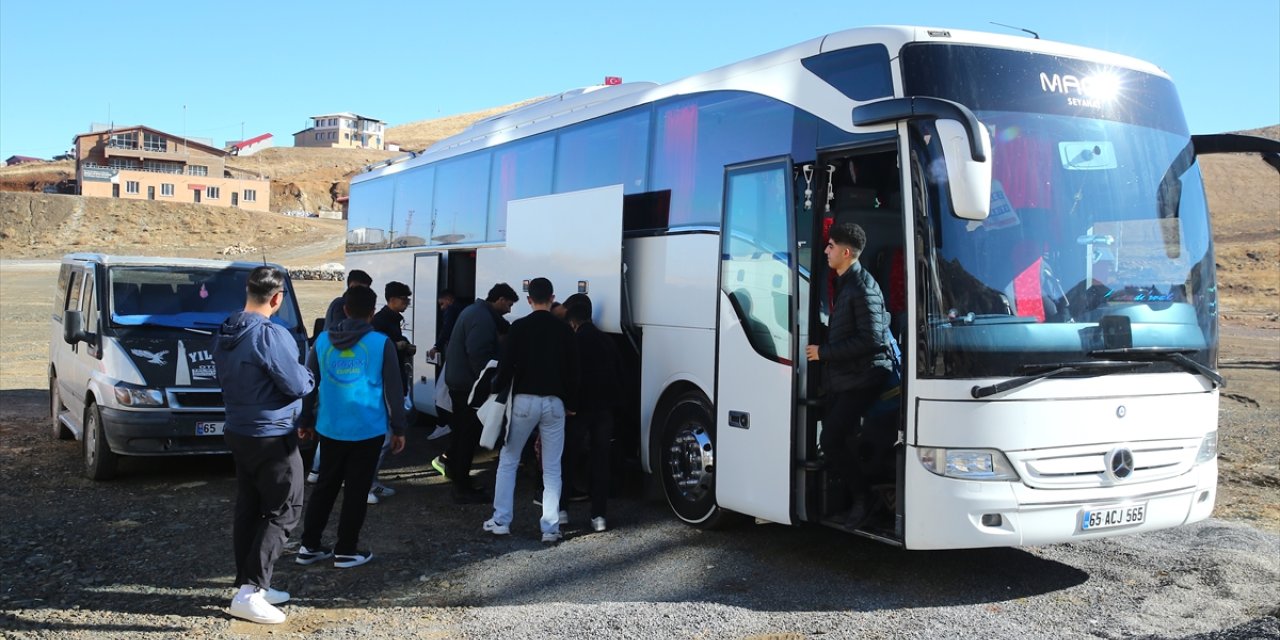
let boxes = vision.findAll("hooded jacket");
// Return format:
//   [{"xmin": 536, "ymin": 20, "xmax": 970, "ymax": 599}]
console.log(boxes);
[
  {"xmin": 212, "ymin": 311, "xmax": 314, "ymax": 437},
  {"xmin": 302, "ymin": 317, "xmax": 407, "ymax": 441}
]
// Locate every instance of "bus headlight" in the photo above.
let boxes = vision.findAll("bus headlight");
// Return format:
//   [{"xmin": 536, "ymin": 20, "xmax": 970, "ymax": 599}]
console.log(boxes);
[
  {"xmin": 1195, "ymin": 431, "xmax": 1218, "ymax": 464},
  {"xmin": 114, "ymin": 384, "xmax": 166, "ymax": 407},
  {"xmin": 918, "ymin": 447, "xmax": 1019, "ymax": 481}
]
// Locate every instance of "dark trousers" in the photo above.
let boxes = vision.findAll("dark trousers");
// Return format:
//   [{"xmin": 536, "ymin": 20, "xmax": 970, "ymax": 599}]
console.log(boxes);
[
  {"xmin": 821, "ymin": 368, "xmax": 891, "ymax": 500},
  {"xmin": 225, "ymin": 431, "xmax": 303, "ymax": 590},
  {"xmin": 564, "ymin": 410, "xmax": 614, "ymax": 518},
  {"xmin": 300, "ymin": 434, "xmax": 382, "ymax": 555},
  {"xmin": 445, "ymin": 387, "xmax": 482, "ymax": 490}
]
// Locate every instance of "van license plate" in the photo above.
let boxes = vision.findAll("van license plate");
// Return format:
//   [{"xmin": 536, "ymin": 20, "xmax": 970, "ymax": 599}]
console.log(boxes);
[
  {"xmin": 1080, "ymin": 502, "xmax": 1147, "ymax": 531},
  {"xmin": 195, "ymin": 421, "xmax": 225, "ymax": 436}
]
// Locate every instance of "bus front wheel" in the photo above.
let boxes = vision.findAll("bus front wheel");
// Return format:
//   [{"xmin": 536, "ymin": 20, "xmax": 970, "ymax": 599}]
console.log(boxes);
[{"xmin": 659, "ymin": 391, "xmax": 738, "ymax": 529}]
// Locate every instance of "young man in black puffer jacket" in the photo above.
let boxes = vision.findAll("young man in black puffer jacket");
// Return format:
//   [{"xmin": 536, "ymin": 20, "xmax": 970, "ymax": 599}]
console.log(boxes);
[{"xmin": 806, "ymin": 222, "xmax": 894, "ymax": 530}]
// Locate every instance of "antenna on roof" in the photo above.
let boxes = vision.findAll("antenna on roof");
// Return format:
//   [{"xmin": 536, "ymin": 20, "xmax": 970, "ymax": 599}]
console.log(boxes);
[{"xmin": 990, "ymin": 21, "xmax": 1040, "ymax": 39}]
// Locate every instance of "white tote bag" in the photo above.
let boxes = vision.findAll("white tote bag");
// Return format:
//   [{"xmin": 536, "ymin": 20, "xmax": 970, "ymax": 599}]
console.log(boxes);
[
  {"xmin": 477, "ymin": 390, "xmax": 510, "ymax": 450},
  {"xmin": 434, "ymin": 361, "xmax": 452, "ymax": 413}
]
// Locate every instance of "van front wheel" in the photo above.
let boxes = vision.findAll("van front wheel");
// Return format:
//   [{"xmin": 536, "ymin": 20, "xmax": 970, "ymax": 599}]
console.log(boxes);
[{"xmin": 83, "ymin": 402, "xmax": 118, "ymax": 481}]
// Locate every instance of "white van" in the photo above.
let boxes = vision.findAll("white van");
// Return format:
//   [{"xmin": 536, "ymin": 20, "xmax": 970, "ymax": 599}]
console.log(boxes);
[{"xmin": 49, "ymin": 254, "xmax": 307, "ymax": 479}]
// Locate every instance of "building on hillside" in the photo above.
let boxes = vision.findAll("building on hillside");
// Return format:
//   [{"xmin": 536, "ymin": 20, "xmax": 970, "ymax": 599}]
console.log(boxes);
[
  {"xmin": 225, "ymin": 133, "xmax": 274, "ymax": 156},
  {"xmin": 5, "ymin": 155, "xmax": 45, "ymax": 166},
  {"xmin": 72, "ymin": 125, "xmax": 270, "ymax": 212},
  {"xmin": 293, "ymin": 113, "xmax": 386, "ymax": 149}
]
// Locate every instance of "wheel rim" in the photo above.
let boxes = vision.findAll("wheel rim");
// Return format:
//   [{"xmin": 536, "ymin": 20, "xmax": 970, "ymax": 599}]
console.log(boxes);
[
  {"xmin": 666, "ymin": 420, "xmax": 714, "ymax": 503},
  {"xmin": 85, "ymin": 409, "xmax": 98, "ymax": 467}
]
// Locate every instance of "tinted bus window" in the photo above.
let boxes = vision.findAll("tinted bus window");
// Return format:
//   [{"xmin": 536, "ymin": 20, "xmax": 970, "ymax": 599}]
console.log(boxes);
[
  {"xmin": 651, "ymin": 93, "xmax": 794, "ymax": 227},
  {"xmin": 555, "ymin": 110, "xmax": 649, "ymax": 195},
  {"xmin": 348, "ymin": 179, "xmax": 395, "ymax": 251},
  {"xmin": 801, "ymin": 44, "xmax": 894, "ymax": 101},
  {"xmin": 433, "ymin": 151, "xmax": 491, "ymax": 244},
  {"xmin": 488, "ymin": 135, "xmax": 554, "ymax": 241},
  {"xmin": 394, "ymin": 165, "xmax": 435, "ymax": 248}
]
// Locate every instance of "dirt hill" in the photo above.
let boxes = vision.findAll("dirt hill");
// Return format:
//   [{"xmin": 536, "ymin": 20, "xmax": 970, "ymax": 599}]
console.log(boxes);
[{"xmin": 385, "ymin": 98, "xmax": 543, "ymax": 152}]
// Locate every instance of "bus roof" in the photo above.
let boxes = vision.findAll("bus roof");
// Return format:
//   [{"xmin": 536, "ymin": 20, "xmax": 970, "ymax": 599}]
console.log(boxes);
[{"xmin": 354, "ymin": 25, "xmax": 1169, "ymax": 185}]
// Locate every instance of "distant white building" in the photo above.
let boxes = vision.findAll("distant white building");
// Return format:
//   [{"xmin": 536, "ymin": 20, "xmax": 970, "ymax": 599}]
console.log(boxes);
[
  {"xmin": 293, "ymin": 113, "xmax": 386, "ymax": 150},
  {"xmin": 226, "ymin": 133, "xmax": 274, "ymax": 156}
]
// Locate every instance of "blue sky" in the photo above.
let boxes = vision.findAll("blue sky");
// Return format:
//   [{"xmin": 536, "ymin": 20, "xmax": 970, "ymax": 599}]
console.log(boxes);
[{"xmin": 2, "ymin": 1, "xmax": 1277, "ymax": 159}]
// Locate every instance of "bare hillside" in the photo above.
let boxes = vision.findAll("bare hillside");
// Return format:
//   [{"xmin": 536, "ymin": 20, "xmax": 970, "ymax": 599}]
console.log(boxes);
[
  {"xmin": 385, "ymin": 98, "xmax": 544, "ymax": 151},
  {"xmin": 226, "ymin": 147, "xmax": 398, "ymax": 214}
]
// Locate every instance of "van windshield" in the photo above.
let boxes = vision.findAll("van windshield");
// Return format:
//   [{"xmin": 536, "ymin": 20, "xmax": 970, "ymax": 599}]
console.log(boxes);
[{"xmin": 108, "ymin": 266, "xmax": 300, "ymax": 332}]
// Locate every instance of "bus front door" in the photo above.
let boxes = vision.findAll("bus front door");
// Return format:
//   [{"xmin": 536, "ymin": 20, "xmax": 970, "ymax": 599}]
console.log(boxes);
[
  {"xmin": 715, "ymin": 159, "xmax": 797, "ymax": 525},
  {"xmin": 411, "ymin": 252, "xmax": 441, "ymax": 415}
]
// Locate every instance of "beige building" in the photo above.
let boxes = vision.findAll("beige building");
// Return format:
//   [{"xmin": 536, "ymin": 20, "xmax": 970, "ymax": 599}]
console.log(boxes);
[
  {"xmin": 73, "ymin": 126, "xmax": 270, "ymax": 212},
  {"xmin": 293, "ymin": 112, "xmax": 386, "ymax": 149}
]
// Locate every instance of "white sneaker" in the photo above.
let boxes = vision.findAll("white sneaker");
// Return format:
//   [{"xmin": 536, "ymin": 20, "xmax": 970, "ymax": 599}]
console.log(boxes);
[
  {"xmin": 591, "ymin": 517, "xmax": 607, "ymax": 532},
  {"xmin": 306, "ymin": 471, "xmax": 319, "ymax": 484},
  {"xmin": 263, "ymin": 587, "xmax": 289, "ymax": 605},
  {"xmin": 371, "ymin": 483, "xmax": 396, "ymax": 498},
  {"xmin": 334, "ymin": 550, "xmax": 373, "ymax": 569},
  {"xmin": 483, "ymin": 519, "xmax": 510, "ymax": 535},
  {"xmin": 558, "ymin": 510, "xmax": 569, "ymax": 526},
  {"xmin": 366, "ymin": 492, "xmax": 380, "ymax": 505},
  {"xmin": 541, "ymin": 531, "xmax": 563, "ymax": 544},
  {"xmin": 229, "ymin": 589, "xmax": 286, "ymax": 624},
  {"xmin": 427, "ymin": 424, "xmax": 452, "ymax": 440}
]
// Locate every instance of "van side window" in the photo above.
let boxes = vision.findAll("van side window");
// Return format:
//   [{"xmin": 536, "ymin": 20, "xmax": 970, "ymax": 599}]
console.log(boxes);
[
  {"xmin": 83, "ymin": 276, "xmax": 98, "ymax": 337},
  {"xmin": 66, "ymin": 271, "xmax": 84, "ymax": 312},
  {"xmin": 55, "ymin": 264, "xmax": 72, "ymax": 319}
]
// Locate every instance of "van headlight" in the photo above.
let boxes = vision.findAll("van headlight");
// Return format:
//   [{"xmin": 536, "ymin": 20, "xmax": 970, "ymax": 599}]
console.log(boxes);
[
  {"xmin": 918, "ymin": 447, "xmax": 1019, "ymax": 481},
  {"xmin": 114, "ymin": 384, "xmax": 166, "ymax": 407},
  {"xmin": 1195, "ymin": 431, "xmax": 1218, "ymax": 464}
]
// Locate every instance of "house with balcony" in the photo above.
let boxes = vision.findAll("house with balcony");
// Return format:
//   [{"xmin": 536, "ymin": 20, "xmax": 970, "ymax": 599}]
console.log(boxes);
[
  {"xmin": 293, "ymin": 112, "xmax": 386, "ymax": 150},
  {"xmin": 73, "ymin": 125, "xmax": 270, "ymax": 211}
]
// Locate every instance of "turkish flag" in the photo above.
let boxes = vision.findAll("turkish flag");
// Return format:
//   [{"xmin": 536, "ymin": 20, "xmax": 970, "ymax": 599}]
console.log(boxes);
[{"xmin": 604, "ymin": 76, "xmax": 622, "ymax": 86}]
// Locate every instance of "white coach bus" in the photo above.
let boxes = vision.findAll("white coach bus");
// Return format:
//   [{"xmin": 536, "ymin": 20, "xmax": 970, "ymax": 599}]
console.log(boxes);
[{"xmin": 344, "ymin": 26, "xmax": 1279, "ymax": 549}]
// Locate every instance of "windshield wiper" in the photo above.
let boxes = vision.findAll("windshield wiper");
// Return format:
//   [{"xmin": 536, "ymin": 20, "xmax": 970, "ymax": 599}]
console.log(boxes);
[
  {"xmin": 1088, "ymin": 347, "xmax": 1224, "ymax": 389},
  {"xmin": 970, "ymin": 360, "xmax": 1151, "ymax": 398}
]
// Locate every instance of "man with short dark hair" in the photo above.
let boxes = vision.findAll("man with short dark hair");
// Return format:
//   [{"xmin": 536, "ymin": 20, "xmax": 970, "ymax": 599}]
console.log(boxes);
[
  {"xmin": 440, "ymin": 282, "xmax": 518, "ymax": 503},
  {"xmin": 805, "ymin": 222, "xmax": 894, "ymax": 530},
  {"xmin": 563, "ymin": 294, "xmax": 622, "ymax": 532},
  {"xmin": 484, "ymin": 277, "xmax": 579, "ymax": 543},
  {"xmin": 367, "ymin": 280, "xmax": 415, "ymax": 504},
  {"xmin": 425, "ymin": 288, "xmax": 462, "ymax": 441},
  {"xmin": 323, "ymin": 269, "xmax": 372, "ymax": 330},
  {"xmin": 296, "ymin": 286, "xmax": 407, "ymax": 569},
  {"xmin": 214, "ymin": 266, "xmax": 314, "ymax": 625}
]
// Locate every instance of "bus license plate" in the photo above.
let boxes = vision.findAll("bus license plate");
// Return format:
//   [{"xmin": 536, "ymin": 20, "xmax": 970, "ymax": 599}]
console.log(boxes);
[
  {"xmin": 1080, "ymin": 502, "xmax": 1147, "ymax": 531},
  {"xmin": 195, "ymin": 421, "xmax": 225, "ymax": 436}
]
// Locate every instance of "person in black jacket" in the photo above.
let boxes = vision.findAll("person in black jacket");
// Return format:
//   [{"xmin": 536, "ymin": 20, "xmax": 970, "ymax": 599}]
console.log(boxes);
[
  {"xmin": 562, "ymin": 294, "xmax": 622, "ymax": 532},
  {"xmin": 805, "ymin": 222, "xmax": 894, "ymax": 530}
]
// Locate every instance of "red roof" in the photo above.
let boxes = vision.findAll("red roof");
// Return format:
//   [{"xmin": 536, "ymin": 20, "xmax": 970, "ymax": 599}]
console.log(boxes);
[
  {"xmin": 5, "ymin": 155, "xmax": 44, "ymax": 164},
  {"xmin": 230, "ymin": 133, "xmax": 273, "ymax": 149}
]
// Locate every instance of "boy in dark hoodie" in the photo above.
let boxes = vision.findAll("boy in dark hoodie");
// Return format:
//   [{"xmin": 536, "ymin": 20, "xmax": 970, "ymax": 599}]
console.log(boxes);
[
  {"xmin": 213, "ymin": 266, "xmax": 315, "ymax": 625},
  {"xmin": 296, "ymin": 286, "xmax": 407, "ymax": 570}
]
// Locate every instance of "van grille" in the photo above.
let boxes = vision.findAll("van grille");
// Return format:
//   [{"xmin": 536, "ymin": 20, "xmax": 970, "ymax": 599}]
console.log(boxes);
[{"xmin": 169, "ymin": 390, "xmax": 224, "ymax": 409}]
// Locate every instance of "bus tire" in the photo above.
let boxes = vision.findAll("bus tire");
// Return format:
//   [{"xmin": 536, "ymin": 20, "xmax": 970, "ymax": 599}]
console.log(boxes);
[
  {"xmin": 83, "ymin": 401, "xmax": 118, "ymax": 481},
  {"xmin": 50, "ymin": 374, "xmax": 72, "ymax": 440},
  {"xmin": 658, "ymin": 390, "xmax": 740, "ymax": 529}
]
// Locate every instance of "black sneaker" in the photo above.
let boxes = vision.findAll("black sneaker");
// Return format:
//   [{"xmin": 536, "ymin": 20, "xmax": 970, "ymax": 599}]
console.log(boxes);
[
  {"xmin": 334, "ymin": 550, "xmax": 373, "ymax": 568},
  {"xmin": 296, "ymin": 545, "xmax": 333, "ymax": 565}
]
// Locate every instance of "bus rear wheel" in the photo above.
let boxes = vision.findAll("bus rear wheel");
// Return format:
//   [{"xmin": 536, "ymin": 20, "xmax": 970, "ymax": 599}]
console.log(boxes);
[{"xmin": 659, "ymin": 391, "xmax": 738, "ymax": 529}]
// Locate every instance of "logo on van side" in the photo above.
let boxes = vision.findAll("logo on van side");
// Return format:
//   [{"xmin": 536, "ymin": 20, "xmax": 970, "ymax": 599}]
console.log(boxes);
[{"xmin": 130, "ymin": 349, "xmax": 170, "ymax": 365}]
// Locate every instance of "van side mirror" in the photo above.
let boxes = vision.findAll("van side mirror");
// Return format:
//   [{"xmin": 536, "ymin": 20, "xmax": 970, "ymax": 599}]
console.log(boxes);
[
  {"xmin": 63, "ymin": 310, "xmax": 86, "ymax": 345},
  {"xmin": 852, "ymin": 96, "xmax": 994, "ymax": 220}
]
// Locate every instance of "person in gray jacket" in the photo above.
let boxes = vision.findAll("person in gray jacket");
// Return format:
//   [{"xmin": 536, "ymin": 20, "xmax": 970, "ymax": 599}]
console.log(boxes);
[
  {"xmin": 213, "ymin": 266, "xmax": 315, "ymax": 625},
  {"xmin": 439, "ymin": 282, "xmax": 517, "ymax": 503},
  {"xmin": 805, "ymin": 222, "xmax": 894, "ymax": 531}
]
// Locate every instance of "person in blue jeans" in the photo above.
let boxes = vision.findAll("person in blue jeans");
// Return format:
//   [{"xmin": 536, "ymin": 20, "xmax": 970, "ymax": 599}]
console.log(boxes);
[
  {"xmin": 483, "ymin": 277, "xmax": 580, "ymax": 543},
  {"xmin": 296, "ymin": 286, "xmax": 407, "ymax": 569}
]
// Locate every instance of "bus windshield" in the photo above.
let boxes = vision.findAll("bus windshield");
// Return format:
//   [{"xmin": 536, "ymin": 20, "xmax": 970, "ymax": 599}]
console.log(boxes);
[
  {"xmin": 902, "ymin": 44, "xmax": 1216, "ymax": 378},
  {"xmin": 108, "ymin": 266, "xmax": 301, "ymax": 332}
]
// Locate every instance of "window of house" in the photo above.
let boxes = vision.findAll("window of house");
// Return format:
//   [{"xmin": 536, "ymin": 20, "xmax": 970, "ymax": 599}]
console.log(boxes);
[
  {"xmin": 315, "ymin": 132, "xmax": 322, "ymax": 141},
  {"xmin": 144, "ymin": 160, "xmax": 181, "ymax": 173},
  {"xmin": 108, "ymin": 158, "xmax": 140, "ymax": 170},
  {"xmin": 109, "ymin": 132, "xmax": 138, "ymax": 149},
  {"xmin": 206, "ymin": 186, "xmax": 220, "ymax": 199},
  {"xmin": 244, "ymin": 189, "xmax": 256, "ymax": 202},
  {"xmin": 161, "ymin": 183, "xmax": 174, "ymax": 197},
  {"xmin": 188, "ymin": 165, "xmax": 208, "ymax": 177},
  {"xmin": 125, "ymin": 181, "xmax": 140, "ymax": 194},
  {"xmin": 143, "ymin": 133, "xmax": 166, "ymax": 152}
]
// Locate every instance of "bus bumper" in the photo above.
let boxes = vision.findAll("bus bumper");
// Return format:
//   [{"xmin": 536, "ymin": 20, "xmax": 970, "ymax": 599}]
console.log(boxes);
[{"xmin": 903, "ymin": 452, "xmax": 1217, "ymax": 550}]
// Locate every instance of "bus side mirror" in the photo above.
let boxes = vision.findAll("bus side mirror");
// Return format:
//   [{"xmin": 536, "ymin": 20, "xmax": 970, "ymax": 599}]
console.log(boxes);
[
  {"xmin": 63, "ymin": 310, "xmax": 86, "ymax": 345},
  {"xmin": 937, "ymin": 118, "xmax": 992, "ymax": 221},
  {"xmin": 852, "ymin": 96, "xmax": 993, "ymax": 221}
]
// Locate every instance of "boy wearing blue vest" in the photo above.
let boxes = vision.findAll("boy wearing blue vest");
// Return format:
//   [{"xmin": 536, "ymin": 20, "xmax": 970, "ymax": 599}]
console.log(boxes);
[{"xmin": 296, "ymin": 286, "xmax": 407, "ymax": 568}]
